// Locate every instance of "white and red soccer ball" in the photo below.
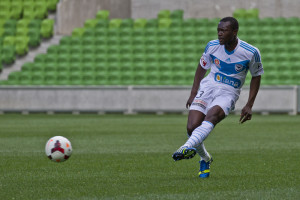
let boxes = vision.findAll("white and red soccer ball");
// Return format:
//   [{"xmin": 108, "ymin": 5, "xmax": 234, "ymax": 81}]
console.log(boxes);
[{"xmin": 45, "ymin": 136, "xmax": 72, "ymax": 162}]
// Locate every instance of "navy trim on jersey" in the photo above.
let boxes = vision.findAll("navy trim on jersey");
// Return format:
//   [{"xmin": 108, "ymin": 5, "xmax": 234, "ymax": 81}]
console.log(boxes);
[
  {"xmin": 240, "ymin": 42, "xmax": 261, "ymax": 62},
  {"xmin": 204, "ymin": 40, "xmax": 220, "ymax": 53}
]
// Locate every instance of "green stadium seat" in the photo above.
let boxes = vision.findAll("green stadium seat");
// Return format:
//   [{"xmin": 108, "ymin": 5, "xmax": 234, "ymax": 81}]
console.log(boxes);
[
  {"xmin": 95, "ymin": 54, "xmax": 107, "ymax": 64},
  {"xmin": 195, "ymin": 18, "xmax": 209, "ymax": 27},
  {"xmin": 82, "ymin": 71, "xmax": 96, "ymax": 85},
  {"xmin": 72, "ymin": 28, "xmax": 85, "ymax": 37},
  {"xmin": 170, "ymin": 10, "xmax": 184, "ymax": 20},
  {"xmin": 95, "ymin": 19, "xmax": 109, "ymax": 28},
  {"xmin": 57, "ymin": 54, "xmax": 70, "ymax": 65},
  {"xmin": 170, "ymin": 19, "xmax": 183, "ymax": 28},
  {"xmin": 21, "ymin": 62, "xmax": 34, "ymax": 72},
  {"xmin": 47, "ymin": 0, "xmax": 59, "ymax": 11},
  {"xmin": 120, "ymin": 19, "xmax": 133, "ymax": 28},
  {"xmin": 134, "ymin": 19, "xmax": 147, "ymax": 28},
  {"xmin": 23, "ymin": 10, "xmax": 36, "ymax": 19},
  {"xmin": 183, "ymin": 19, "xmax": 196, "ymax": 28},
  {"xmin": 96, "ymin": 10, "xmax": 110, "ymax": 20},
  {"xmin": 0, "ymin": 10, "xmax": 11, "ymax": 20},
  {"xmin": 28, "ymin": 30, "xmax": 41, "ymax": 47},
  {"xmin": 83, "ymin": 28, "xmax": 95, "ymax": 38},
  {"xmin": 1, "ymin": 45, "xmax": 15, "ymax": 64},
  {"xmin": 16, "ymin": 27, "xmax": 28, "ymax": 36},
  {"xmin": 31, "ymin": 63, "xmax": 45, "ymax": 73},
  {"xmin": 19, "ymin": 72, "xmax": 32, "ymax": 85},
  {"xmin": 7, "ymin": 71, "xmax": 21, "ymax": 85},
  {"xmin": 233, "ymin": 9, "xmax": 247, "ymax": 19},
  {"xmin": 82, "ymin": 36, "xmax": 95, "ymax": 46},
  {"xmin": 109, "ymin": 19, "xmax": 122, "ymax": 28},
  {"xmin": 10, "ymin": 3, "xmax": 23, "ymax": 20},
  {"xmin": 41, "ymin": 19, "xmax": 54, "ymax": 38},
  {"xmin": 34, "ymin": 54, "xmax": 47, "ymax": 63},
  {"xmin": 158, "ymin": 19, "xmax": 172, "ymax": 28},
  {"xmin": 44, "ymin": 72, "xmax": 57, "ymax": 85},
  {"xmin": 245, "ymin": 8, "xmax": 259, "ymax": 18},
  {"xmin": 35, "ymin": 2, "xmax": 48, "ymax": 19},
  {"xmin": 28, "ymin": 19, "xmax": 41, "ymax": 29},
  {"xmin": 31, "ymin": 72, "xmax": 44, "ymax": 85},
  {"xmin": 0, "ymin": 2, "xmax": 10, "ymax": 11},
  {"xmin": 169, "ymin": 27, "xmax": 182, "ymax": 37},
  {"xmin": 4, "ymin": 19, "xmax": 17, "ymax": 29},
  {"xmin": 57, "ymin": 73, "xmax": 70, "ymax": 85},
  {"xmin": 3, "ymin": 36, "xmax": 15, "ymax": 46},
  {"xmin": 145, "ymin": 19, "xmax": 158, "ymax": 28},
  {"xmin": 107, "ymin": 36, "xmax": 120, "ymax": 46},
  {"xmin": 158, "ymin": 10, "xmax": 170, "ymax": 19},
  {"xmin": 15, "ymin": 36, "xmax": 29, "ymax": 56},
  {"xmin": 107, "ymin": 28, "xmax": 120, "ymax": 37},
  {"xmin": 84, "ymin": 19, "xmax": 98, "ymax": 28}
]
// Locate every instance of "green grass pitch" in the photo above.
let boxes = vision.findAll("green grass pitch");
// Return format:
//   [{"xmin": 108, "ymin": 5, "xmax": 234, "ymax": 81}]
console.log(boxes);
[{"xmin": 0, "ymin": 114, "xmax": 299, "ymax": 200}]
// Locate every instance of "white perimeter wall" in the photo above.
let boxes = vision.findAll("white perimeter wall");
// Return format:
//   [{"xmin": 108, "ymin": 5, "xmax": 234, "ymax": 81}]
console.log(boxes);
[{"xmin": 0, "ymin": 86, "xmax": 298, "ymax": 115}]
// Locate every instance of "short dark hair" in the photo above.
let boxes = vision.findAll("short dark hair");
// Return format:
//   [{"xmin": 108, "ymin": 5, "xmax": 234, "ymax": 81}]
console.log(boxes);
[{"xmin": 220, "ymin": 17, "xmax": 239, "ymax": 31}]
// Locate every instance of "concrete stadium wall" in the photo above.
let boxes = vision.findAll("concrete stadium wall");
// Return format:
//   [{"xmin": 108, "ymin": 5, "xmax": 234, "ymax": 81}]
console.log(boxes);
[
  {"xmin": 56, "ymin": 0, "xmax": 131, "ymax": 35},
  {"xmin": 56, "ymin": 0, "xmax": 300, "ymax": 35},
  {"xmin": 0, "ymin": 86, "xmax": 298, "ymax": 115}
]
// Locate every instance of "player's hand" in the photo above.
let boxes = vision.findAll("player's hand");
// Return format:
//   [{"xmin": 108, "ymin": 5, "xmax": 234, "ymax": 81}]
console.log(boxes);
[
  {"xmin": 239, "ymin": 105, "xmax": 252, "ymax": 124},
  {"xmin": 186, "ymin": 94, "xmax": 196, "ymax": 109}
]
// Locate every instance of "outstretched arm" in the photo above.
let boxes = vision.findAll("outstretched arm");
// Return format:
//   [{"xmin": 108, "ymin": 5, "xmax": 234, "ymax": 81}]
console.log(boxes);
[
  {"xmin": 240, "ymin": 75, "xmax": 261, "ymax": 123},
  {"xmin": 186, "ymin": 64, "xmax": 207, "ymax": 109}
]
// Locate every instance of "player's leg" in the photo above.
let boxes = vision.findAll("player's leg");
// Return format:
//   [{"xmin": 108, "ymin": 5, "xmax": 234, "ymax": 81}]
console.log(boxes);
[
  {"xmin": 187, "ymin": 110, "xmax": 205, "ymax": 136},
  {"xmin": 186, "ymin": 110, "xmax": 212, "ymax": 161}
]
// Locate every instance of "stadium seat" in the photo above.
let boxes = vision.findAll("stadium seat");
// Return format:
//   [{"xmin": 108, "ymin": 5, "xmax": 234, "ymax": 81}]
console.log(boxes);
[
  {"xmin": 120, "ymin": 19, "xmax": 133, "ymax": 28},
  {"xmin": 2, "ymin": 45, "xmax": 15, "ymax": 64},
  {"xmin": 15, "ymin": 36, "xmax": 29, "ymax": 56},
  {"xmin": 109, "ymin": 19, "xmax": 122, "ymax": 28},
  {"xmin": 47, "ymin": 0, "xmax": 59, "ymax": 11},
  {"xmin": 96, "ymin": 10, "xmax": 110, "ymax": 20},
  {"xmin": 84, "ymin": 19, "xmax": 98, "ymax": 28},
  {"xmin": 145, "ymin": 19, "xmax": 158, "ymax": 28},
  {"xmin": 158, "ymin": 19, "xmax": 172, "ymax": 28},
  {"xmin": 134, "ymin": 19, "xmax": 147, "ymax": 28},
  {"xmin": 41, "ymin": 19, "xmax": 54, "ymax": 38},
  {"xmin": 170, "ymin": 10, "xmax": 184, "ymax": 20},
  {"xmin": 158, "ymin": 10, "xmax": 170, "ymax": 19},
  {"xmin": 72, "ymin": 28, "xmax": 85, "ymax": 37},
  {"xmin": 35, "ymin": 2, "xmax": 48, "ymax": 19},
  {"xmin": 95, "ymin": 19, "xmax": 109, "ymax": 28}
]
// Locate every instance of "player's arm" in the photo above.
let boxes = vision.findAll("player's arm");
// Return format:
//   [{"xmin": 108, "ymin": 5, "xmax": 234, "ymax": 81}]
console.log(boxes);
[
  {"xmin": 186, "ymin": 63, "xmax": 207, "ymax": 109},
  {"xmin": 239, "ymin": 75, "xmax": 261, "ymax": 123}
]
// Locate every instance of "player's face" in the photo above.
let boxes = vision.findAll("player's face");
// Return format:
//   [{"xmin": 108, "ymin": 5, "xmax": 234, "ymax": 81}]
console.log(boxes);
[{"xmin": 217, "ymin": 21, "xmax": 236, "ymax": 45}]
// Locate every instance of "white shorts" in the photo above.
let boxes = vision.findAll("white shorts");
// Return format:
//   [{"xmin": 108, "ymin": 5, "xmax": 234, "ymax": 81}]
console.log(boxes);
[{"xmin": 189, "ymin": 84, "xmax": 239, "ymax": 116}]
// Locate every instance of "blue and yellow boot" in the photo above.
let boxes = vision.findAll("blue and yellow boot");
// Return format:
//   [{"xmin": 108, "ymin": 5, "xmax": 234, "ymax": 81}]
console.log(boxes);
[{"xmin": 199, "ymin": 157, "xmax": 213, "ymax": 178}]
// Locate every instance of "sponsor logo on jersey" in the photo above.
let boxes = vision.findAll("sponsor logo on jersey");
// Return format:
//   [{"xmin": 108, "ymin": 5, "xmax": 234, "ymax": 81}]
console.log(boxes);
[
  {"xmin": 235, "ymin": 64, "xmax": 244, "ymax": 72},
  {"xmin": 214, "ymin": 58, "xmax": 220, "ymax": 68},
  {"xmin": 215, "ymin": 73, "xmax": 241, "ymax": 88},
  {"xmin": 200, "ymin": 56, "xmax": 207, "ymax": 67}
]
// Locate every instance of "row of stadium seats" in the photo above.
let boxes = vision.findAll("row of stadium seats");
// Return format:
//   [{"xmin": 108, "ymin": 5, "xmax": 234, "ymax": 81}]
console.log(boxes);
[
  {"xmin": 0, "ymin": 19, "xmax": 54, "ymax": 65},
  {"xmin": 0, "ymin": 0, "xmax": 59, "ymax": 20},
  {"xmin": 1, "ymin": 9, "xmax": 300, "ymax": 86}
]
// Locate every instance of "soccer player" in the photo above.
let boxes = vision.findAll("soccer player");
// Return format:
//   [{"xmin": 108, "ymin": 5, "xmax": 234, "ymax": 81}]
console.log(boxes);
[{"xmin": 172, "ymin": 17, "xmax": 263, "ymax": 178}]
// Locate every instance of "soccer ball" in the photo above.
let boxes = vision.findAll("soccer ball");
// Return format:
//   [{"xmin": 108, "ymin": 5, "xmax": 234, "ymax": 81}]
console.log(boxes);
[{"xmin": 45, "ymin": 136, "xmax": 72, "ymax": 162}]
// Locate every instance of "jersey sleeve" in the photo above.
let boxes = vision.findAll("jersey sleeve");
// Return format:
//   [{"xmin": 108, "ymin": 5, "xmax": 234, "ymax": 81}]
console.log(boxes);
[
  {"xmin": 199, "ymin": 42, "xmax": 213, "ymax": 70},
  {"xmin": 248, "ymin": 48, "xmax": 264, "ymax": 77}
]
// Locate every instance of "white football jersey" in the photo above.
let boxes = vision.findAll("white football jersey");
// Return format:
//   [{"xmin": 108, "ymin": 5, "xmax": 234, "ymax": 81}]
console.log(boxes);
[{"xmin": 199, "ymin": 38, "xmax": 264, "ymax": 95}]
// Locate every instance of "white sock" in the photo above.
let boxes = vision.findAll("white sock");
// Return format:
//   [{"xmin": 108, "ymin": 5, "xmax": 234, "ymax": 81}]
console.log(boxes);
[
  {"xmin": 183, "ymin": 121, "xmax": 214, "ymax": 148},
  {"xmin": 195, "ymin": 142, "xmax": 211, "ymax": 162},
  {"xmin": 187, "ymin": 133, "xmax": 210, "ymax": 161}
]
